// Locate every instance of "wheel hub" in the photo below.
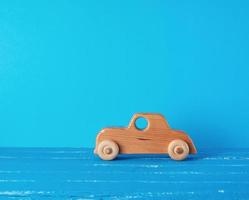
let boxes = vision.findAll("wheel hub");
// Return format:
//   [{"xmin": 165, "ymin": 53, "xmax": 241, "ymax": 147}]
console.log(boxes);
[
  {"xmin": 103, "ymin": 147, "xmax": 112, "ymax": 155},
  {"xmin": 174, "ymin": 146, "xmax": 184, "ymax": 154}
]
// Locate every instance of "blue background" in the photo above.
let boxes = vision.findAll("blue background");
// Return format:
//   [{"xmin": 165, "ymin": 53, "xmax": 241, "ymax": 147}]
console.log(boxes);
[{"xmin": 0, "ymin": 0, "xmax": 248, "ymax": 148}]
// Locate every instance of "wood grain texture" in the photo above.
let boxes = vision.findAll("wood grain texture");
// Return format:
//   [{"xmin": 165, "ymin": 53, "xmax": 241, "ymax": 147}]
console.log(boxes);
[
  {"xmin": 95, "ymin": 113, "xmax": 197, "ymax": 155},
  {"xmin": 0, "ymin": 148, "xmax": 249, "ymax": 199}
]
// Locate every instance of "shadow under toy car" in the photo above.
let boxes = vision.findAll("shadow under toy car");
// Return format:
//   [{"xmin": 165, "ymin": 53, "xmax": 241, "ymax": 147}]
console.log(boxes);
[{"xmin": 94, "ymin": 113, "xmax": 197, "ymax": 160}]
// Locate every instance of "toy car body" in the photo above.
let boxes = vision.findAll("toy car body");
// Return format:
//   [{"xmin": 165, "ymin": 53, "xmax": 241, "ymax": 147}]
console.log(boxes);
[{"xmin": 94, "ymin": 113, "xmax": 197, "ymax": 160}]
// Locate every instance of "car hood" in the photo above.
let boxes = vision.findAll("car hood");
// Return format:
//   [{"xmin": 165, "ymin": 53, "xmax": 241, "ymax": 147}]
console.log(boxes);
[{"xmin": 100, "ymin": 127, "xmax": 127, "ymax": 133}]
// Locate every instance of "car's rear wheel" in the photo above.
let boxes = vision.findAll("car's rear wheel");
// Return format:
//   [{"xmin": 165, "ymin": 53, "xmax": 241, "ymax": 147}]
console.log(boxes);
[
  {"xmin": 97, "ymin": 140, "xmax": 119, "ymax": 160},
  {"xmin": 168, "ymin": 139, "xmax": 189, "ymax": 160}
]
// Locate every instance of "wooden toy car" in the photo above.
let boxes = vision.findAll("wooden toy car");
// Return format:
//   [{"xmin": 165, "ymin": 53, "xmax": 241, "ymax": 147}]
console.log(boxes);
[{"xmin": 94, "ymin": 113, "xmax": 197, "ymax": 161}]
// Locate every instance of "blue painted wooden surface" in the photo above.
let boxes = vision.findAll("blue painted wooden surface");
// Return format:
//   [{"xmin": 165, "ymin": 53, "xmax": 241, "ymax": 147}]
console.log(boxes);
[{"xmin": 0, "ymin": 148, "xmax": 249, "ymax": 199}]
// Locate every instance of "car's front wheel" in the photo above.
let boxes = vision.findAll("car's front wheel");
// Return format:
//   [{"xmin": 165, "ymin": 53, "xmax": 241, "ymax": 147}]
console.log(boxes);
[
  {"xmin": 97, "ymin": 140, "xmax": 119, "ymax": 160},
  {"xmin": 168, "ymin": 139, "xmax": 189, "ymax": 160}
]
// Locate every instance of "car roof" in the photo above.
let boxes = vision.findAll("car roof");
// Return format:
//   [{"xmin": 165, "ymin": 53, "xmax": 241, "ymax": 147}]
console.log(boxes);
[{"xmin": 133, "ymin": 113, "xmax": 165, "ymax": 118}]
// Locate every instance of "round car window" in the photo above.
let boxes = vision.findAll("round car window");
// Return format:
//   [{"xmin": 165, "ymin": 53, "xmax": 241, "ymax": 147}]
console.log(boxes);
[{"xmin": 135, "ymin": 117, "xmax": 148, "ymax": 131}]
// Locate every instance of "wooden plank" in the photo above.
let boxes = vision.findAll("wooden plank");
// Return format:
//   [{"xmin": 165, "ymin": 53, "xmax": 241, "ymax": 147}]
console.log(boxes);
[{"xmin": 0, "ymin": 148, "xmax": 248, "ymax": 199}]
